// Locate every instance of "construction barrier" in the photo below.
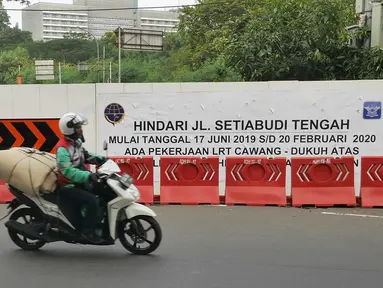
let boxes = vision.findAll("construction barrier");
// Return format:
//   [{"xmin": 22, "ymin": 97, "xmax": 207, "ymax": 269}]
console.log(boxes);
[
  {"xmin": 0, "ymin": 180, "xmax": 14, "ymax": 204},
  {"xmin": 291, "ymin": 156, "xmax": 356, "ymax": 207},
  {"xmin": 109, "ymin": 156, "xmax": 154, "ymax": 204},
  {"xmin": 160, "ymin": 156, "xmax": 220, "ymax": 205},
  {"xmin": 225, "ymin": 156, "xmax": 287, "ymax": 206},
  {"xmin": 360, "ymin": 156, "xmax": 383, "ymax": 208}
]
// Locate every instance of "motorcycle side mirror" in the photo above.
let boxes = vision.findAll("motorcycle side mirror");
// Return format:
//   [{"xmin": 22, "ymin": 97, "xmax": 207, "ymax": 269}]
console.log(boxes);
[{"xmin": 103, "ymin": 140, "xmax": 108, "ymax": 151}]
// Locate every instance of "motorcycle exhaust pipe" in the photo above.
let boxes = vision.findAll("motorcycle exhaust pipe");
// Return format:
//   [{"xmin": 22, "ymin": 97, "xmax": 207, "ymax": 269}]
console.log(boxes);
[{"xmin": 5, "ymin": 220, "xmax": 45, "ymax": 241}]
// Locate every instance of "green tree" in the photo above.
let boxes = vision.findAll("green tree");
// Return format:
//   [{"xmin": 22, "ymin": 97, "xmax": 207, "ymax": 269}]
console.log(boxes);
[
  {"xmin": 178, "ymin": 0, "xmax": 251, "ymax": 68},
  {"xmin": 224, "ymin": 0, "xmax": 357, "ymax": 80},
  {"xmin": 24, "ymin": 39, "xmax": 98, "ymax": 63},
  {"xmin": 0, "ymin": 6, "xmax": 10, "ymax": 31},
  {"xmin": 0, "ymin": 6, "xmax": 33, "ymax": 49},
  {"xmin": 173, "ymin": 58, "xmax": 242, "ymax": 82},
  {"xmin": 0, "ymin": 27, "xmax": 33, "ymax": 49},
  {"xmin": 178, "ymin": 0, "xmax": 361, "ymax": 81},
  {"xmin": 101, "ymin": 32, "xmax": 117, "ymax": 48},
  {"xmin": 100, "ymin": 32, "xmax": 119, "ymax": 59},
  {"xmin": 0, "ymin": 46, "xmax": 31, "ymax": 84}
]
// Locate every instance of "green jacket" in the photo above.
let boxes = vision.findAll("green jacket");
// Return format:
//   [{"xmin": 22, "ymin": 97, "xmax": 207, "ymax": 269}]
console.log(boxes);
[{"xmin": 56, "ymin": 137, "xmax": 105, "ymax": 188}]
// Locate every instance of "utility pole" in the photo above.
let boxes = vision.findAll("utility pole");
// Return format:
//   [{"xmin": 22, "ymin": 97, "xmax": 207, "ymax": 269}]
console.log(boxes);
[
  {"xmin": 77, "ymin": 26, "xmax": 100, "ymax": 82},
  {"xmin": 118, "ymin": 26, "xmax": 121, "ymax": 83},
  {"xmin": 103, "ymin": 46, "xmax": 105, "ymax": 83}
]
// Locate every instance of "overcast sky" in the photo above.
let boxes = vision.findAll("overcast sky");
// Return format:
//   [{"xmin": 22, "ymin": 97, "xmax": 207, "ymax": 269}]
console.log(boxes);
[{"xmin": 3, "ymin": 0, "xmax": 196, "ymax": 28}]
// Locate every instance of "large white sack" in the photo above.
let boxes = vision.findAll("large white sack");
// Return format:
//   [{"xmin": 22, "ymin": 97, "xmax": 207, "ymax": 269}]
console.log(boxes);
[{"xmin": 0, "ymin": 147, "xmax": 58, "ymax": 196}]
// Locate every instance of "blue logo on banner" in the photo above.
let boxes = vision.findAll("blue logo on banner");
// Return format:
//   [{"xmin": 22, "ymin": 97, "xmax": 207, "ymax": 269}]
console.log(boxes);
[
  {"xmin": 363, "ymin": 101, "xmax": 381, "ymax": 119},
  {"xmin": 104, "ymin": 103, "xmax": 125, "ymax": 126}
]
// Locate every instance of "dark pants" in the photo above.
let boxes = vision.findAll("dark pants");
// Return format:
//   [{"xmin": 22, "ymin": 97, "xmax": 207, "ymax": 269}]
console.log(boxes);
[{"xmin": 57, "ymin": 186, "xmax": 100, "ymax": 234}]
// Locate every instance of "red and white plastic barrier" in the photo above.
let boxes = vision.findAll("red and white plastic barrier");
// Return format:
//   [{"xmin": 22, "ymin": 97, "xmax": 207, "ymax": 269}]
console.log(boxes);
[
  {"xmin": 7, "ymin": 154, "xmax": 383, "ymax": 208},
  {"xmin": 159, "ymin": 156, "xmax": 220, "ymax": 205},
  {"xmin": 291, "ymin": 156, "xmax": 356, "ymax": 207},
  {"xmin": 360, "ymin": 156, "xmax": 383, "ymax": 208},
  {"xmin": 109, "ymin": 156, "xmax": 154, "ymax": 204},
  {"xmin": 225, "ymin": 156, "xmax": 286, "ymax": 206},
  {"xmin": 0, "ymin": 180, "xmax": 14, "ymax": 204}
]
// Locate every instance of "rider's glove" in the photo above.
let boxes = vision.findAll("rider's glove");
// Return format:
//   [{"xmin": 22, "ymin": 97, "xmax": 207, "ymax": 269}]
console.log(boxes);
[{"xmin": 89, "ymin": 173, "xmax": 102, "ymax": 184}]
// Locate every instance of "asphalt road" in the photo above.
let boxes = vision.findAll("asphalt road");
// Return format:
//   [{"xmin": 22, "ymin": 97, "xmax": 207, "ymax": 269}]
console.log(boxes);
[{"xmin": 0, "ymin": 205, "xmax": 382, "ymax": 288}]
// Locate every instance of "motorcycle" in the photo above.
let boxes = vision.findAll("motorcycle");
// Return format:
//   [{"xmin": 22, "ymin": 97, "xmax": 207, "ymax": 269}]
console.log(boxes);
[{"xmin": 3, "ymin": 141, "xmax": 162, "ymax": 255}]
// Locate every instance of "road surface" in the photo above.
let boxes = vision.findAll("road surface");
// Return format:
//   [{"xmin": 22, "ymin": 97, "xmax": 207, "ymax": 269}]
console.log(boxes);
[{"xmin": 0, "ymin": 205, "xmax": 382, "ymax": 288}]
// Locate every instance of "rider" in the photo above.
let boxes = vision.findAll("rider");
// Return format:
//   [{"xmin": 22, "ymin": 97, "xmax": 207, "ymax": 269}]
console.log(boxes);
[{"xmin": 56, "ymin": 112, "xmax": 106, "ymax": 243}]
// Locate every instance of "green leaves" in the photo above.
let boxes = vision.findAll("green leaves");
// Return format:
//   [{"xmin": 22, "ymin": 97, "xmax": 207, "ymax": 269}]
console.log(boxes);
[
  {"xmin": 0, "ymin": 47, "xmax": 30, "ymax": 84},
  {"xmin": 0, "ymin": 6, "xmax": 10, "ymax": 31},
  {"xmin": 177, "ymin": 0, "xmax": 382, "ymax": 81},
  {"xmin": 1, "ymin": 0, "xmax": 383, "ymax": 83},
  {"xmin": 222, "ymin": 0, "xmax": 354, "ymax": 80}
]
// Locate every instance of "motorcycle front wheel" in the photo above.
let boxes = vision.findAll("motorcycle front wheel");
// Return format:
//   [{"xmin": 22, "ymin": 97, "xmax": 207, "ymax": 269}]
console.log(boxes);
[{"xmin": 118, "ymin": 215, "xmax": 162, "ymax": 255}]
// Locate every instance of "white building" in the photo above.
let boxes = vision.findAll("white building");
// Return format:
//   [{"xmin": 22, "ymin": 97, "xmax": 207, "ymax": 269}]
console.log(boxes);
[
  {"xmin": 21, "ymin": 0, "xmax": 180, "ymax": 41},
  {"xmin": 138, "ymin": 10, "xmax": 179, "ymax": 33}
]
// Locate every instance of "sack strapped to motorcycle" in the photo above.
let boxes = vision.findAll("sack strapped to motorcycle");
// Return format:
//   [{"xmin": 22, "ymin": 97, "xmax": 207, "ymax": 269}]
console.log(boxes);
[{"xmin": 0, "ymin": 147, "xmax": 58, "ymax": 197}]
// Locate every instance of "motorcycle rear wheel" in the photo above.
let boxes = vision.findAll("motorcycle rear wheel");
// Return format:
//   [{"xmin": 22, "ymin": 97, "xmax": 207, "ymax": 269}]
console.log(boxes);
[
  {"xmin": 7, "ymin": 207, "xmax": 46, "ymax": 251},
  {"xmin": 118, "ymin": 215, "xmax": 162, "ymax": 255}
]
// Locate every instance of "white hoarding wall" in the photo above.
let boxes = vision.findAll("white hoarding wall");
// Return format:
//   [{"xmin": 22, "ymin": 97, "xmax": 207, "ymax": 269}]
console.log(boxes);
[
  {"xmin": 2, "ymin": 81, "xmax": 382, "ymax": 196},
  {"xmin": 0, "ymin": 84, "xmax": 97, "ymax": 151},
  {"xmin": 96, "ymin": 81, "xmax": 383, "ymax": 196}
]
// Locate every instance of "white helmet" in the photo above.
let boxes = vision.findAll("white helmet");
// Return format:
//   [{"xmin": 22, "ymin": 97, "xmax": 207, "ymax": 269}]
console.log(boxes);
[{"xmin": 59, "ymin": 112, "xmax": 88, "ymax": 136}]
